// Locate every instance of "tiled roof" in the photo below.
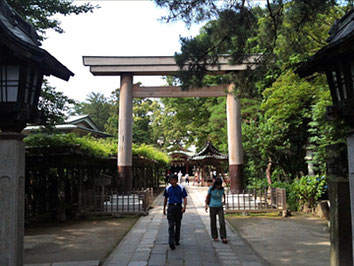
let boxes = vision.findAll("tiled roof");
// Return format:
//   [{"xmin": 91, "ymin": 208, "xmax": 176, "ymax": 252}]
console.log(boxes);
[{"xmin": 190, "ymin": 141, "xmax": 228, "ymax": 161}]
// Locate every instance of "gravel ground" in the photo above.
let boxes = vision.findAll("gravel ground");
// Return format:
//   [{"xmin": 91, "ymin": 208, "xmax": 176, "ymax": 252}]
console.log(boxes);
[{"xmin": 226, "ymin": 214, "xmax": 330, "ymax": 266}]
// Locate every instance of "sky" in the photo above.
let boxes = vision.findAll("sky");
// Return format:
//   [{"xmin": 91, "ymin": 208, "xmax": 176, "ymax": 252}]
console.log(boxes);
[{"xmin": 42, "ymin": 0, "xmax": 203, "ymax": 102}]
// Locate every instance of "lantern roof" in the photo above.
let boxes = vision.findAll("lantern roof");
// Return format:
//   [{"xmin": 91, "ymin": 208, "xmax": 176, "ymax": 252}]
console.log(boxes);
[
  {"xmin": 297, "ymin": 9, "xmax": 354, "ymax": 77},
  {"xmin": 0, "ymin": 0, "xmax": 74, "ymax": 80}
]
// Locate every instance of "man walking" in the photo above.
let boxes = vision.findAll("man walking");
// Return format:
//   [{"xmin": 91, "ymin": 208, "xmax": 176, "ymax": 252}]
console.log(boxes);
[{"xmin": 163, "ymin": 174, "xmax": 188, "ymax": 250}]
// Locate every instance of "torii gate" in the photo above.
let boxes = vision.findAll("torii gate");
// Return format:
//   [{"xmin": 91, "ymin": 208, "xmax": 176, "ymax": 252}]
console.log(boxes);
[{"xmin": 83, "ymin": 56, "xmax": 253, "ymax": 193}]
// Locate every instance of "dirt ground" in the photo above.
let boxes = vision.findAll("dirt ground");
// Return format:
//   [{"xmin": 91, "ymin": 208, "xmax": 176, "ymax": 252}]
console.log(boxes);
[
  {"xmin": 24, "ymin": 216, "xmax": 139, "ymax": 264},
  {"xmin": 24, "ymin": 187, "xmax": 164, "ymax": 265},
  {"xmin": 226, "ymin": 213, "xmax": 330, "ymax": 266}
]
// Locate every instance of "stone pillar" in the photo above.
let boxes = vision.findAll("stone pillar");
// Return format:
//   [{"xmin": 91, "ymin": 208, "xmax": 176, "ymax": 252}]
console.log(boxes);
[
  {"xmin": 226, "ymin": 84, "xmax": 244, "ymax": 193},
  {"xmin": 327, "ymin": 143, "xmax": 353, "ymax": 266},
  {"xmin": 0, "ymin": 133, "xmax": 25, "ymax": 266},
  {"xmin": 347, "ymin": 134, "xmax": 354, "ymax": 262},
  {"xmin": 118, "ymin": 73, "xmax": 133, "ymax": 192},
  {"xmin": 328, "ymin": 178, "xmax": 353, "ymax": 266}
]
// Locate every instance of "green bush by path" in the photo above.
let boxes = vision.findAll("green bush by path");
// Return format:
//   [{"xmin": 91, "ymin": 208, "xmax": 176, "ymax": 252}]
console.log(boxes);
[{"xmin": 247, "ymin": 175, "xmax": 328, "ymax": 212}]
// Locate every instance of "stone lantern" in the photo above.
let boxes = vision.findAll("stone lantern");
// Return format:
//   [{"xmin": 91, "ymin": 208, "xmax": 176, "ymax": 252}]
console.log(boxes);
[
  {"xmin": 0, "ymin": 1, "xmax": 73, "ymax": 265},
  {"xmin": 297, "ymin": 8, "xmax": 354, "ymax": 266}
]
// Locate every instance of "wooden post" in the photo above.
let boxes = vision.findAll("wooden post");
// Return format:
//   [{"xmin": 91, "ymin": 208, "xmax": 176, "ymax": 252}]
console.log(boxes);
[
  {"xmin": 118, "ymin": 73, "xmax": 133, "ymax": 192},
  {"xmin": 227, "ymin": 84, "xmax": 244, "ymax": 193}
]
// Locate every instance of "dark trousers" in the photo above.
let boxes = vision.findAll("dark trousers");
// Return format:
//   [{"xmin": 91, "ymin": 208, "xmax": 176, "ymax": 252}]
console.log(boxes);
[
  {"xmin": 167, "ymin": 205, "xmax": 183, "ymax": 244},
  {"xmin": 210, "ymin": 206, "xmax": 226, "ymax": 239}
]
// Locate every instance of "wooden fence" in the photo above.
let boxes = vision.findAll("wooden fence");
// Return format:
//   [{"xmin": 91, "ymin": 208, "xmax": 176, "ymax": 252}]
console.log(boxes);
[
  {"xmin": 25, "ymin": 145, "xmax": 164, "ymax": 222},
  {"xmin": 79, "ymin": 188, "xmax": 154, "ymax": 216},
  {"xmin": 224, "ymin": 187, "xmax": 287, "ymax": 213}
]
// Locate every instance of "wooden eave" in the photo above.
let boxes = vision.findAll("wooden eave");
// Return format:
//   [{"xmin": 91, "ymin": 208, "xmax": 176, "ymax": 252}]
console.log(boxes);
[{"xmin": 297, "ymin": 8, "xmax": 354, "ymax": 77}]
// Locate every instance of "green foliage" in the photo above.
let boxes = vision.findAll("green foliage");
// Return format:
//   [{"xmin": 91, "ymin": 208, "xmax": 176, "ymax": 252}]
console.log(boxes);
[
  {"xmin": 133, "ymin": 99, "xmax": 161, "ymax": 145},
  {"xmin": 72, "ymin": 92, "xmax": 112, "ymax": 131},
  {"xmin": 247, "ymin": 177, "xmax": 269, "ymax": 190},
  {"xmin": 24, "ymin": 133, "xmax": 116, "ymax": 157},
  {"xmin": 8, "ymin": 0, "xmax": 97, "ymax": 39},
  {"xmin": 104, "ymin": 89, "xmax": 120, "ymax": 138},
  {"xmin": 38, "ymin": 81, "xmax": 75, "ymax": 130},
  {"xmin": 292, "ymin": 175, "xmax": 328, "ymax": 208},
  {"xmin": 246, "ymin": 175, "xmax": 328, "ymax": 211},
  {"xmin": 133, "ymin": 144, "xmax": 171, "ymax": 165},
  {"xmin": 24, "ymin": 133, "xmax": 170, "ymax": 165}
]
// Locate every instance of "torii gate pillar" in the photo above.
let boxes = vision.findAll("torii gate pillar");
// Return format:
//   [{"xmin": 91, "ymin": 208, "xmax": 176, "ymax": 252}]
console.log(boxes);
[
  {"xmin": 227, "ymin": 84, "xmax": 244, "ymax": 193},
  {"xmin": 118, "ymin": 73, "xmax": 133, "ymax": 192}
]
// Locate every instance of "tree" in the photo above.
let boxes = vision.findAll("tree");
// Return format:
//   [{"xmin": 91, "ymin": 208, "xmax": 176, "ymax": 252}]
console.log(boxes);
[
  {"xmin": 155, "ymin": 0, "xmax": 352, "ymax": 90},
  {"xmin": 154, "ymin": 0, "xmax": 352, "ymax": 184},
  {"xmin": 37, "ymin": 81, "xmax": 75, "ymax": 130},
  {"xmin": 72, "ymin": 92, "xmax": 112, "ymax": 131},
  {"xmin": 104, "ymin": 89, "xmax": 120, "ymax": 138},
  {"xmin": 132, "ymin": 98, "xmax": 160, "ymax": 145},
  {"xmin": 7, "ymin": 0, "xmax": 97, "ymax": 39}
]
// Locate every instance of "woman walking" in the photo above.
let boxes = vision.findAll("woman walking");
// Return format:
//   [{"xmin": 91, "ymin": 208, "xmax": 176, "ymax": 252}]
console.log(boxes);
[{"xmin": 205, "ymin": 177, "xmax": 228, "ymax": 244}]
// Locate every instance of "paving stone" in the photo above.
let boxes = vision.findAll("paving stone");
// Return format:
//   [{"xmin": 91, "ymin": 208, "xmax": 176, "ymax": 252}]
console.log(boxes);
[
  {"xmin": 127, "ymin": 262, "xmax": 147, "ymax": 266},
  {"xmin": 102, "ymin": 187, "xmax": 269, "ymax": 266},
  {"xmin": 52, "ymin": 261, "xmax": 99, "ymax": 266},
  {"xmin": 151, "ymin": 245, "xmax": 167, "ymax": 254},
  {"xmin": 222, "ymin": 259, "xmax": 242, "ymax": 265},
  {"xmin": 136, "ymin": 248, "xmax": 152, "ymax": 252},
  {"xmin": 148, "ymin": 254, "xmax": 166, "ymax": 265},
  {"xmin": 184, "ymin": 262, "xmax": 202, "ymax": 266},
  {"xmin": 166, "ymin": 258, "xmax": 184, "ymax": 266},
  {"xmin": 25, "ymin": 264, "xmax": 51, "ymax": 266},
  {"xmin": 217, "ymin": 251, "xmax": 235, "ymax": 256},
  {"xmin": 131, "ymin": 251, "xmax": 151, "ymax": 261},
  {"xmin": 241, "ymin": 262, "xmax": 265, "ymax": 266},
  {"xmin": 238, "ymin": 254, "xmax": 261, "ymax": 262}
]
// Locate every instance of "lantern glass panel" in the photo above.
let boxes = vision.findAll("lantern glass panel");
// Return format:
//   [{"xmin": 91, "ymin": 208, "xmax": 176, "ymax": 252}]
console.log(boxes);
[
  {"xmin": 30, "ymin": 72, "xmax": 38, "ymax": 105},
  {"xmin": 332, "ymin": 70, "xmax": 342, "ymax": 102},
  {"xmin": 24, "ymin": 67, "xmax": 31, "ymax": 104},
  {"xmin": 338, "ymin": 64, "xmax": 347, "ymax": 100},
  {"xmin": 0, "ymin": 65, "xmax": 20, "ymax": 102}
]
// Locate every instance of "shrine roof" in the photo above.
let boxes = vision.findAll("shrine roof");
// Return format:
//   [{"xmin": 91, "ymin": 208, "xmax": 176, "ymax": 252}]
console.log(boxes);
[{"xmin": 190, "ymin": 140, "xmax": 228, "ymax": 161}]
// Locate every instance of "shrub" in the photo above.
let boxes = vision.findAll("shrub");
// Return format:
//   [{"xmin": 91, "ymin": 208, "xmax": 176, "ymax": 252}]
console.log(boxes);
[
  {"xmin": 246, "ymin": 175, "xmax": 327, "ymax": 212},
  {"xmin": 291, "ymin": 175, "xmax": 327, "ymax": 209}
]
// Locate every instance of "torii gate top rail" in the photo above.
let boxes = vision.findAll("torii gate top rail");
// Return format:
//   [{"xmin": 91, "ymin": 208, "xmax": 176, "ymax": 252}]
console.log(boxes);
[{"xmin": 82, "ymin": 55, "xmax": 256, "ymax": 76}]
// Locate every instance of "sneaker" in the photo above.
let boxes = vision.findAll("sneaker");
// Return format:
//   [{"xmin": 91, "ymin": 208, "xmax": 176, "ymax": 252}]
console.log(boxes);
[
  {"xmin": 169, "ymin": 243, "xmax": 176, "ymax": 250},
  {"xmin": 175, "ymin": 241, "xmax": 180, "ymax": 246}
]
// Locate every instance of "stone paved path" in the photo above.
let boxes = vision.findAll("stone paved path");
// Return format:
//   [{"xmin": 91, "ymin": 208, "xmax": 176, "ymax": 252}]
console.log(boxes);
[{"xmin": 103, "ymin": 186, "xmax": 268, "ymax": 266}]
